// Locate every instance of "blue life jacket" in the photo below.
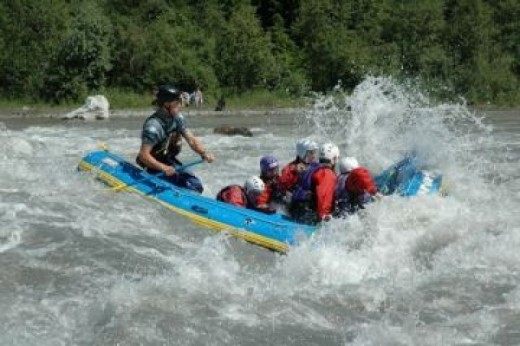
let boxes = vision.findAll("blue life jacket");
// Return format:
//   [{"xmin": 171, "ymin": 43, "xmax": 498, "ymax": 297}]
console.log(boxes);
[{"xmin": 292, "ymin": 162, "xmax": 322, "ymax": 203}]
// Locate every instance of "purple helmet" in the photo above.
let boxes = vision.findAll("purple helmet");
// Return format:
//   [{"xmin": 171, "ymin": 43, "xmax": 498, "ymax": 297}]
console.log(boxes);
[{"xmin": 260, "ymin": 155, "xmax": 279, "ymax": 173}]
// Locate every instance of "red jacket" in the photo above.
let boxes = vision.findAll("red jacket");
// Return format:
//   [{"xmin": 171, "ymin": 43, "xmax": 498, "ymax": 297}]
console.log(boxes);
[
  {"xmin": 217, "ymin": 184, "xmax": 274, "ymax": 214},
  {"xmin": 346, "ymin": 167, "xmax": 378, "ymax": 197},
  {"xmin": 278, "ymin": 160, "xmax": 301, "ymax": 194},
  {"xmin": 256, "ymin": 176, "xmax": 277, "ymax": 214},
  {"xmin": 216, "ymin": 185, "xmax": 247, "ymax": 207},
  {"xmin": 257, "ymin": 179, "xmax": 274, "ymax": 206},
  {"xmin": 311, "ymin": 167, "xmax": 337, "ymax": 220}
]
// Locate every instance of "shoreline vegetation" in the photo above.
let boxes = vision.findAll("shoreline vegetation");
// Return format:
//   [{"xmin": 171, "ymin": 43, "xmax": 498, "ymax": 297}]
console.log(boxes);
[
  {"xmin": 0, "ymin": 89, "xmax": 307, "ymax": 119},
  {"xmin": 0, "ymin": 1, "xmax": 518, "ymax": 111}
]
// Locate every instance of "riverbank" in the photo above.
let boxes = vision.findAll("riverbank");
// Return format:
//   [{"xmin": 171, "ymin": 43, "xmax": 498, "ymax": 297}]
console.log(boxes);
[
  {"xmin": 0, "ymin": 89, "xmax": 306, "ymax": 119},
  {"xmin": 0, "ymin": 92, "xmax": 517, "ymax": 120},
  {"xmin": 0, "ymin": 105, "xmax": 309, "ymax": 120}
]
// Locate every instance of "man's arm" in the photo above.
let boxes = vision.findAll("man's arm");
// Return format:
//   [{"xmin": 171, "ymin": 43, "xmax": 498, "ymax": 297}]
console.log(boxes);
[
  {"xmin": 138, "ymin": 144, "xmax": 175, "ymax": 176},
  {"xmin": 182, "ymin": 129, "xmax": 215, "ymax": 162}
]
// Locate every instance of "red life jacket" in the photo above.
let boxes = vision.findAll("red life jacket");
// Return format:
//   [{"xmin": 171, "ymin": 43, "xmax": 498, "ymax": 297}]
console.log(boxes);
[
  {"xmin": 257, "ymin": 178, "xmax": 274, "ymax": 206},
  {"xmin": 346, "ymin": 167, "xmax": 378, "ymax": 197},
  {"xmin": 278, "ymin": 159, "xmax": 301, "ymax": 194},
  {"xmin": 216, "ymin": 185, "xmax": 247, "ymax": 208},
  {"xmin": 217, "ymin": 185, "xmax": 274, "ymax": 214},
  {"xmin": 312, "ymin": 167, "xmax": 337, "ymax": 220}
]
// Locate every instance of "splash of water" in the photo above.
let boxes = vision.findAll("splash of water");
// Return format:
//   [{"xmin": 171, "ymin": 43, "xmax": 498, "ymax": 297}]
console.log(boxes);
[
  {"xmin": 276, "ymin": 79, "xmax": 519, "ymax": 337},
  {"xmin": 304, "ymin": 77, "xmax": 494, "ymax": 173}
]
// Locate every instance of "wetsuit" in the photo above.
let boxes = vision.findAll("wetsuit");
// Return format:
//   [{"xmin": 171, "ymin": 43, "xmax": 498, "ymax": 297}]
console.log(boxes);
[{"xmin": 138, "ymin": 108, "xmax": 203, "ymax": 192}]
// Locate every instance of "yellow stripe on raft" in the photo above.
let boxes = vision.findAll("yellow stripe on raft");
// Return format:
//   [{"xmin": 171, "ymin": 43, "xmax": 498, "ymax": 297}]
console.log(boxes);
[{"xmin": 78, "ymin": 160, "xmax": 290, "ymax": 253}]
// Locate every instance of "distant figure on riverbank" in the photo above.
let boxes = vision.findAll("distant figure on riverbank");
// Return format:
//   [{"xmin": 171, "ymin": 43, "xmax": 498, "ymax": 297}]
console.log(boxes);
[
  {"xmin": 181, "ymin": 92, "xmax": 190, "ymax": 106},
  {"xmin": 190, "ymin": 88, "xmax": 203, "ymax": 107},
  {"xmin": 62, "ymin": 95, "xmax": 110, "ymax": 120},
  {"xmin": 215, "ymin": 95, "xmax": 226, "ymax": 111}
]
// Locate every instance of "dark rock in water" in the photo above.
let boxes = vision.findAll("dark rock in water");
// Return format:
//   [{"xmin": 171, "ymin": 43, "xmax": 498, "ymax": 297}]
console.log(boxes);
[{"xmin": 213, "ymin": 126, "xmax": 253, "ymax": 137}]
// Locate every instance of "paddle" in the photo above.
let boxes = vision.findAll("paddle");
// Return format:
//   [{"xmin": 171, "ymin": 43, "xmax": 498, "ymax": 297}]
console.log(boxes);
[
  {"xmin": 112, "ymin": 158, "xmax": 205, "ymax": 192},
  {"xmin": 175, "ymin": 158, "xmax": 204, "ymax": 173}
]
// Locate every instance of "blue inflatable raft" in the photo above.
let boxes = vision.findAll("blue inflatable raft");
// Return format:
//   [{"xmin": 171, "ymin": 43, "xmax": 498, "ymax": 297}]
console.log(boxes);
[
  {"xmin": 375, "ymin": 154, "xmax": 443, "ymax": 197},
  {"xmin": 78, "ymin": 150, "xmax": 316, "ymax": 253},
  {"xmin": 78, "ymin": 150, "xmax": 443, "ymax": 253}
]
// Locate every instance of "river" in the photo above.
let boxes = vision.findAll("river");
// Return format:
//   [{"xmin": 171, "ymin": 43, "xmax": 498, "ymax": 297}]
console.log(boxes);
[{"xmin": 0, "ymin": 78, "xmax": 519, "ymax": 345}]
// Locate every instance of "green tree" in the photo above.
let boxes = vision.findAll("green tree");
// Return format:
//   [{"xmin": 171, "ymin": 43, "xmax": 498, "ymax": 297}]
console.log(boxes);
[
  {"xmin": 345, "ymin": 0, "xmax": 400, "ymax": 76},
  {"xmin": 444, "ymin": 0, "xmax": 517, "ymax": 103},
  {"xmin": 0, "ymin": 0, "xmax": 518, "ymax": 105},
  {"xmin": 0, "ymin": 0, "xmax": 69, "ymax": 99},
  {"xmin": 252, "ymin": 0, "xmax": 300, "ymax": 28},
  {"xmin": 42, "ymin": 1, "xmax": 112, "ymax": 102},
  {"xmin": 293, "ymin": 0, "xmax": 372, "ymax": 91},
  {"xmin": 108, "ymin": 4, "xmax": 219, "ymax": 94},
  {"xmin": 268, "ymin": 14, "xmax": 309, "ymax": 95},
  {"xmin": 215, "ymin": 4, "xmax": 276, "ymax": 93},
  {"xmin": 382, "ymin": 0, "xmax": 447, "ymax": 80},
  {"xmin": 488, "ymin": 0, "xmax": 520, "ymax": 102}
]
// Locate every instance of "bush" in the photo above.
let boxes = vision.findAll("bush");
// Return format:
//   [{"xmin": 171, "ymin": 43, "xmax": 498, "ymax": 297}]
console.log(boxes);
[{"xmin": 41, "ymin": 2, "xmax": 112, "ymax": 103}]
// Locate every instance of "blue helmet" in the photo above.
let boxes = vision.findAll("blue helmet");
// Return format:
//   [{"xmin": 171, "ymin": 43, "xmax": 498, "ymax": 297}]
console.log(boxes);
[{"xmin": 260, "ymin": 155, "xmax": 279, "ymax": 174}]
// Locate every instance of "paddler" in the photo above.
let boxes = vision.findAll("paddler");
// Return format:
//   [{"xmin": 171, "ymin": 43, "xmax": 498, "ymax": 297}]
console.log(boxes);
[
  {"xmin": 335, "ymin": 157, "xmax": 379, "ymax": 215},
  {"xmin": 289, "ymin": 142, "xmax": 339, "ymax": 224},
  {"xmin": 256, "ymin": 155, "xmax": 281, "ymax": 214},
  {"xmin": 278, "ymin": 139, "xmax": 319, "ymax": 201},
  {"xmin": 216, "ymin": 176, "xmax": 272, "ymax": 213},
  {"xmin": 136, "ymin": 85, "xmax": 214, "ymax": 192}
]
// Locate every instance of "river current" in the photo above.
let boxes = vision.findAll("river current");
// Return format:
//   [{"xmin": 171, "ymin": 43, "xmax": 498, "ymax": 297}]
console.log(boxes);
[{"xmin": 0, "ymin": 78, "xmax": 519, "ymax": 345}]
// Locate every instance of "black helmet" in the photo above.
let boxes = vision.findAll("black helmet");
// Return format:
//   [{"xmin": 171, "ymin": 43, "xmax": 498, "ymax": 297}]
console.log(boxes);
[{"xmin": 155, "ymin": 85, "xmax": 181, "ymax": 104}]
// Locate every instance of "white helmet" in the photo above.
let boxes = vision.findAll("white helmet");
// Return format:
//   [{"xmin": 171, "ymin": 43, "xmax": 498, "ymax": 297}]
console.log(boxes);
[
  {"xmin": 319, "ymin": 143, "xmax": 340, "ymax": 163},
  {"xmin": 296, "ymin": 139, "xmax": 318, "ymax": 160},
  {"xmin": 244, "ymin": 176, "xmax": 265, "ymax": 194},
  {"xmin": 339, "ymin": 157, "xmax": 359, "ymax": 174}
]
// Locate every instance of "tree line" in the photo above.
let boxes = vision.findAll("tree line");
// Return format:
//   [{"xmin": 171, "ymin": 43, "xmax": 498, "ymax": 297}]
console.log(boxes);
[{"xmin": 0, "ymin": 0, "xmax": 518, "ymax": 105}]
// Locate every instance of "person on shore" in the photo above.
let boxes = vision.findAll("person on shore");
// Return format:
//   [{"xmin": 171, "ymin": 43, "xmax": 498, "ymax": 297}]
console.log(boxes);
[
  {"xmin": 278, "ymin": 139, "xmax": 319, "ymax": 201},
  {"xmin": 256, "ymin": 155, "xmax": 281, "ymax": 214},
  {"xmin": 215, "ymin": 95, "xmax": 226, "ymax": 111},
  {"xmin": 180, "ymin": 92, "xmax": 190, "ymax": 106},
  {"xmin": 289, "ymin": 143, "xmax": 339, "ymax": 224},
  {"xmin": 216, "ymin": 176, "xmax": 269, "ymax": 212},
  {"xmin": 194, "ymin": 87, "xmax": 203, "ymax": 107},
  {"xmin": 137, "ymin": 85, "xmax": 214, "ymax": 193},
  {"xmin": 335, "ymin": 157, "xmax": 379, "ymax": 215}
]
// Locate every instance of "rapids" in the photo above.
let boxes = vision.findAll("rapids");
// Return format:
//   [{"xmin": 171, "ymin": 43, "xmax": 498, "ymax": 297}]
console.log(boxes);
[{"xmin": 0, "ymin": 77, "xmax": 519, "ymax": 345}]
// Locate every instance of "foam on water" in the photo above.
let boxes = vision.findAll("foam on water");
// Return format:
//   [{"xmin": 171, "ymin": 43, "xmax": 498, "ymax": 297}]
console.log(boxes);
[{"xmin": 0, "ymin": 77, "xmax": 519, "ymax": 345}]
